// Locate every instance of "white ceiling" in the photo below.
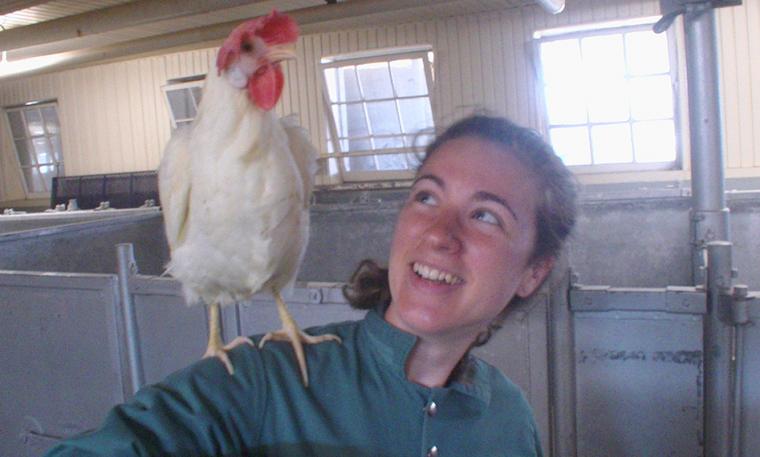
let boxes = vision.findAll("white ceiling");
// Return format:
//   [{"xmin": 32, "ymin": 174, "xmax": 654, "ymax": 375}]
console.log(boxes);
[{"xmin": 0, "ymin": 0, "xmax": 546, "ymax": 79}]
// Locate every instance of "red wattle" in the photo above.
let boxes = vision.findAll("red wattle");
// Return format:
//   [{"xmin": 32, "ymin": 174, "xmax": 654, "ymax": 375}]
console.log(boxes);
[{"xmin": 248, "ymin": 64, "xmax": 284, "ymax": 111}]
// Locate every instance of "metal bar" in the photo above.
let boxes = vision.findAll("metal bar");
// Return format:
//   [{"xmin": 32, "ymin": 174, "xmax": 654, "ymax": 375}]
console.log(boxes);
[
  {"xmin": 704, "ymin": 241, "xmax": 735, "ymax": 457},
  {"xmin": 732, "ymin": 325, "xmax": 745, "ymax": 456},
  {"xmin": 685, "ymin": 2, "xmax": 731, "ymax": 285},
  {"xmin": 116, "ymin": 243, "xmax": 145, "ymax": 396},
  {"xmin": 548, "ymin": 268, "xmax": 577, "ymax": 457},
  {"xmin": 570, "ymin": 285, "xmax": 706, "ymax": 314}
]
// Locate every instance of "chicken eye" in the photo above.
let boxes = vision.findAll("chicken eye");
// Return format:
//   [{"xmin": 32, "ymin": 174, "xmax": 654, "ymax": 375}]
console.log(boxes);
[
  {"xmin": 241, "ymin": 41, "xmax": 254, "ymax": 53},
  {"xmin": 473, "ymin": 209, "xmax": 501, "ymax": 226}
]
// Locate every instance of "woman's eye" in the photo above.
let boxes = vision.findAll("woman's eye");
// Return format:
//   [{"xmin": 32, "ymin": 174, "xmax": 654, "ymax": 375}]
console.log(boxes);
[
  {"xmin": 414, "ymin": 191, "xmax": 437, "ymax": 206},
  {"xmin": 473, "ymin": 209, "xmax": 501, "ymax": 226}
]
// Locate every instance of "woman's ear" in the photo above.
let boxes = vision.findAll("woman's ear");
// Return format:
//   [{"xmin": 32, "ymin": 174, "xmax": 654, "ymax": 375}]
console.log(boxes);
[{"xmin": 516, "ymin": 256, "xmax": 555, "ymax": 298}]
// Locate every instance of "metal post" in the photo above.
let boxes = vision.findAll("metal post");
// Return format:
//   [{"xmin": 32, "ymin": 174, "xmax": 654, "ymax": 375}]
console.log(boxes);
[
  {"xmin": 116, "ymin": 243, "xmax": 145, "ymax": 396},
  {"xmin": 679, "ymin": 4, "xmax": 738, "ymax": 455},
  {"xmin": 705, "ymin": 241, "xmax": 735, "ymax": 457},
  {"xmin": 684, "ymin": 3, "xmax": 730, "ymax": 285}
]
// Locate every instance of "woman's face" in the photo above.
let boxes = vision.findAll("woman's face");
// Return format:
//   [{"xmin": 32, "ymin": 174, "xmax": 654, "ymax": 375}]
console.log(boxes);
[{"xmin": 385, "ymin": 136, "xmax": 552, "ymax": 345}]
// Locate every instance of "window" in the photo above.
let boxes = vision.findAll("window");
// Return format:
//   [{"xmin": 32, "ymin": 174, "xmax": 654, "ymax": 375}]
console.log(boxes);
[
  {"xmin": 162, "ymin": 75, "xmax": 204, "ymax": 129},
  {"xmin": 5, "ymin": 100, "xmax": 64, "ymax": 195},
  {"xmin": 536, "ymin": 20, "xmax": 679, "ymax": 170},
  {"xmin": 321, "ymin": 46, "xmax": 435, "ymax": 181}
]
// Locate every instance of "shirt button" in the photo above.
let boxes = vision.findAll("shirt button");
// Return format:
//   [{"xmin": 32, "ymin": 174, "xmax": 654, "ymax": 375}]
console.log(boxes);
[
  {"xmin": 427, "ymin": 445, "xmax": 439, "ymax": 457},
  {"xmin": 425, "ymin": 401, "xmax": 438, "ymax": 416}
]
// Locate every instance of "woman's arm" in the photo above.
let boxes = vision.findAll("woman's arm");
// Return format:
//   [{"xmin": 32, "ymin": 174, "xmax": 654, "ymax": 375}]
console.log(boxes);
[{"xmin": 44, "ymin": 345, "xmax": 266, "ymax": 457}]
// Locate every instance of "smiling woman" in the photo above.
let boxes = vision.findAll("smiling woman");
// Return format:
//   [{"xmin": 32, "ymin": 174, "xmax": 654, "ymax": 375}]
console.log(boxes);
[
  {"xmin": 46, "ymin": 115, "xmax": 576, "ymax": 457},
  {"xmin": 345, "ymin": 114, "xmax": 577, "ymax": 370}
]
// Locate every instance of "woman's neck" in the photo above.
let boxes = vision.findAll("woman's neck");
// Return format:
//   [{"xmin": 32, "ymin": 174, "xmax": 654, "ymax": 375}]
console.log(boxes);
[{"xmin": 404, "ymin": 338, "xmax": 471, "ymax": 388}]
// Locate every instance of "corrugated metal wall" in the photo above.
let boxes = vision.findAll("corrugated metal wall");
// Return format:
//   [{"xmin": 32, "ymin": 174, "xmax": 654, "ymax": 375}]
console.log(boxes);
[{"xmin": 1, "ymin": 0, "xmax": 759, "ymax": 203}]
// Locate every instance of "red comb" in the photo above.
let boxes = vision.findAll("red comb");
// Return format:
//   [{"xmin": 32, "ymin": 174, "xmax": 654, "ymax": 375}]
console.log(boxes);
[{"xmin": 256, "ymin": 10, "xmax": 299, "ymax": 46}]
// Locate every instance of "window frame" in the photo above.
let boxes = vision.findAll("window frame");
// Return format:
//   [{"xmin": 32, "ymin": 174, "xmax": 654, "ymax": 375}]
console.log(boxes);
[
  {"xmin": 319, "ymin": 46, "xmax": 436, "ymax": 183},
  {"xmin": 534, "ymin": 19, "xmax": 683, "ymax": 173},
  {"xmin": 4, "ymin": 99, "xmax": 65, "ymax": 198},
  {"xmin": 161, "ymin": 75, "xmax": 205, "ymax": 130}
]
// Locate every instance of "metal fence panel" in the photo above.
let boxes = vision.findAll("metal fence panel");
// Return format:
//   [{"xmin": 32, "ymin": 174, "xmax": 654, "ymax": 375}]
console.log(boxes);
[
  {"xmin": 0, "ymin": 271, "xmax": 126, "ymax": 457},
  {"xmin": 741, "ymin": 302, "xmax": 760, "ymax": 457},
  {"xmin": 128, "ymin": 275, "xmax": 211, "ymax": 387},
  {"xmin": 574, "ymin": 310, "xmax": 704, "ymax": 457}
]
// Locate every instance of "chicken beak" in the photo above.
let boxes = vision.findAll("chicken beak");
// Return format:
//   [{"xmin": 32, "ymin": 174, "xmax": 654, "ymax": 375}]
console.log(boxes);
[{"xmin": 266, "ymin": 45, "xmax": 297, "ymax": 64}]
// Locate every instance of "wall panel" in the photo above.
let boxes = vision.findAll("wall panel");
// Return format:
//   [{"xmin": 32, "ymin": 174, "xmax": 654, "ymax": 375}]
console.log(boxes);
[{"xmin": 2, "ymin": 0, "xmax": 759, "ymax": 205}]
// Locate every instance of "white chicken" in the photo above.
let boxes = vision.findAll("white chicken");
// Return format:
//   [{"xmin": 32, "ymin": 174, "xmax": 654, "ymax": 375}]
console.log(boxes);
[{"xmin": 158, "ymin": 10, "xmax": 339, "ymax": 386}]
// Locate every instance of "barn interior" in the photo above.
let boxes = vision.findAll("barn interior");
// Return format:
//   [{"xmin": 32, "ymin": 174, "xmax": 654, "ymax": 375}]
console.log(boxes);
[{"xmin": 0, "ymin": 1, "xmax": 758, "ymax": 456}]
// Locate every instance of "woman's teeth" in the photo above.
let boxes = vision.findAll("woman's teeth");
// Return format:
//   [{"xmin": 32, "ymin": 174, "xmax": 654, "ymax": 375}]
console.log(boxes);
[{"xmin": 413, "ymin": 262, "xmax": 462, "ymax": 285}]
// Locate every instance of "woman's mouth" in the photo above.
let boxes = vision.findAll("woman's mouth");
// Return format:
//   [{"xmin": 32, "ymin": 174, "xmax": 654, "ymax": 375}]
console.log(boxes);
[{"xmin": 412, "ymin": 262, "xmax": 463, "ymax": 285}]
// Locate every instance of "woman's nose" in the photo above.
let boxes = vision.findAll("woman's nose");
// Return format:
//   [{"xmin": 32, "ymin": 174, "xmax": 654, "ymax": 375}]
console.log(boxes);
[{"xmin": 423, "ymin": 211, "xmax": 463, "ymax": 253}]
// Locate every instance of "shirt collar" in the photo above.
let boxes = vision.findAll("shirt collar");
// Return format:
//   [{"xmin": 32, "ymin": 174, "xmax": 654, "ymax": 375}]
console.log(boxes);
[{"xmin": 360, "ymin": 305, "xmax": 492, "ymax": 411}]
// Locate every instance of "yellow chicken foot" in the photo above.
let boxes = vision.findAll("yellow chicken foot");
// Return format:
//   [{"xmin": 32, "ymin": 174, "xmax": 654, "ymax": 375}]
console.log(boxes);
[
  {"xmin": 203, "ymin": 302, "xmax": 253, "ymax": 375},
  {"xmin": 259, "ymin": 290, "xmax": 341, "ymax": 387}
]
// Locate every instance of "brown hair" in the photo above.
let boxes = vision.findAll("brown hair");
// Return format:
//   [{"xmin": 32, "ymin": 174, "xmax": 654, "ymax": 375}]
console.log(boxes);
[{"xmin": 343, "ymin": 115, "xmax": 577, "ymax": 347}]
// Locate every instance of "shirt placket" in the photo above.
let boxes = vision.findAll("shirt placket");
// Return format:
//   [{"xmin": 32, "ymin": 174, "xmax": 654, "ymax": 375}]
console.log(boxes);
[{"xmin": 420, "ymin": 392, "xmax": 440, "ymax": 457}]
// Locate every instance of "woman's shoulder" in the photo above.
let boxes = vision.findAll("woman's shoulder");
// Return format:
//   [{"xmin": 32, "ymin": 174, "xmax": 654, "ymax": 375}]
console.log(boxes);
[{"xmin": 471, "ymin": 356, "xmax": 533, "ymax": 412}]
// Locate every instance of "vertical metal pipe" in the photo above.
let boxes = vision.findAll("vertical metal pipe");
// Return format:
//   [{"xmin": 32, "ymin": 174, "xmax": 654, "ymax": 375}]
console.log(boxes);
[
  {"xmin": 686, "ymin": 4, "xmax": 726, "ymax": 215},
  {"xmin": 548, "ymin": 269, "xmax": 577, "ymax": 457},
  {"xmin": 705, "ymin": 241, "xmax": 735, "ymax": 457},
  {"xmin": 116, "ymin": 243, "xmax": 145, "ymax": 396},
  {"xmin": 685, "ymin": 3, "xmax": 730, "ymax": 286}
]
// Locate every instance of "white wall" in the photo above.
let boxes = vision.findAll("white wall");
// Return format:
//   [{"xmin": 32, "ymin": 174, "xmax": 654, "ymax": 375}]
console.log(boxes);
[{"xmin": 1, "ymin": 0, "xmax": 759, "ymax": 204}]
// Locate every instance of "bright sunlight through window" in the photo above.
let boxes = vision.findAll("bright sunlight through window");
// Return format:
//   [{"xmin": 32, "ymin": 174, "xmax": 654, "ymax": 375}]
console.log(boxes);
[
  {"xmin": 537, "ymin": 22, "xmax": 678, "ymax": 169},
  {"xmin": 321, "ymin": 47, "xmax": 435, "ymax": 181}
]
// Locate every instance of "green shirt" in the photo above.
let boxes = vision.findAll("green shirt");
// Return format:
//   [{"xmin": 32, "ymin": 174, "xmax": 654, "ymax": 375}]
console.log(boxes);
[{"xmin": 45, "ymin": 307, "xmax": 543, "ymax": 457}]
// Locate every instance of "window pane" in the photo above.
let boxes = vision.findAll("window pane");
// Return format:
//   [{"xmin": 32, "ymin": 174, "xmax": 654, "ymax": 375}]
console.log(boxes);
[
  {"xmin": 51, "ymin": 135, "xmax": 63, "ymax": 162},
  {"xmin": 24, "ymin": 109, "xmax": 45, "ymax": 136},
  {"xmin": 375, "ymin": 153, "xmax": 411, "ymax": 170},
  {"xmin": 15, "ymin": 139, "xmax": 34, "ymax": 166},
  {"xmin": 373, "ymin": 136, "xmax": 405, "ymax": 150},
  {"xmin": 23, "ymin": 168, "xmax": 46, "ymax": 193},
  {"xmin": 7, "ymin": 111, "xmax": 26, "ymax": 138},
  {"xmin": 549, "ymin": 126, "xmax": 592, "ymax": 165},
  {"xmin": 591, "ymin": 123, "xmax": 633, "ymax": 164},
  {"xmin": 390, "ymin": 58, "xmax": 427, "ymax": 97},
  {"xmin": 626, "ymin": 30, "xmax": 669, "ymax": 75},
  {"xmin": 633, "ymin": 120, "xmax": 676, "ymax": 163},
  {"xmin": 344, "ymin": 156, "xmax": 377, "ymax": 172},
  {"xmin": 366, "ymin": 100, "xmax": 401, "ymax": 135},
  {"xmin": 191, "ymin": 87, "xmax": 203, "ymax": 105},
  {"xmin": 41, "ymin": 106, "xmax": 60, "ymax": 135},
  {"xmin": 588, "ymin": 79, "xmax": 629, "ymax": 123},
  {"xmin": 39, "ymin": 164, "xmax": 57, "ymax": 191},
  {"xmin": 397, "ymin": 97, "xmax": 434, "ymax": 133},
  {"xmin": 166, "ymin": 89, "xmax": 196, "ymax": 120},
  {"xmin": 545, "ymin": 84, "xmax": 587, "ymax": 125},
  {"xmin": 33, "ymin": 137, "xmax": 53, "ymax": 164},
  {"xmin": 357, "ymin": 62, "xmax": 394, "ymax": 100},
  {"xmin": 324, "ymin": 66, "xmax": 362, "ymax": 103},
  {"xmin": 332, "ymin": 103, "xmax": 368, "ymax": 138},
  {"xmin": 540, "ymin": 40, "xmax": 583, "ymax": 86},
  {"xmin": 582, "ymin": 34, "xmax": 625, "ymax": 79},
  {"xmin": 347, "ymin": 138, "xmax": 372, "ymax": 152},
  {"xmin": 630, "ymin": 75, "xmax": 673, "ymax": 120}
]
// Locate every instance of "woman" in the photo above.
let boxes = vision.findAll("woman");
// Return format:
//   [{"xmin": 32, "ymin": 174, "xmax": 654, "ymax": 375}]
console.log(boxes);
[{"xmin": 45, "ymin": 115, "xmax": 576, "ymax": 457}]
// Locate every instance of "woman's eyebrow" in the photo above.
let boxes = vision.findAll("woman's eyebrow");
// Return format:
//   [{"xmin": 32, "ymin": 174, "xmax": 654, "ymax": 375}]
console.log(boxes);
[
  {"xmin": 412, "ymin": 174, "xmax": 444, "ymax": 188},
  {"xmin": 474, "ymin": 191, "xmax": 519, "ymax": 222}
]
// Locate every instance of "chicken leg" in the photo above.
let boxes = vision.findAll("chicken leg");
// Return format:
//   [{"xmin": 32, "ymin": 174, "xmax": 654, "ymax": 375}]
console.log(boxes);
[
  {"xmin": 258, "ymin": 289, "xmax": 341, "ymax": 386},
  {"xmin": 203, "ymin": 302, "xmax": 253, "ymax": 375}
]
